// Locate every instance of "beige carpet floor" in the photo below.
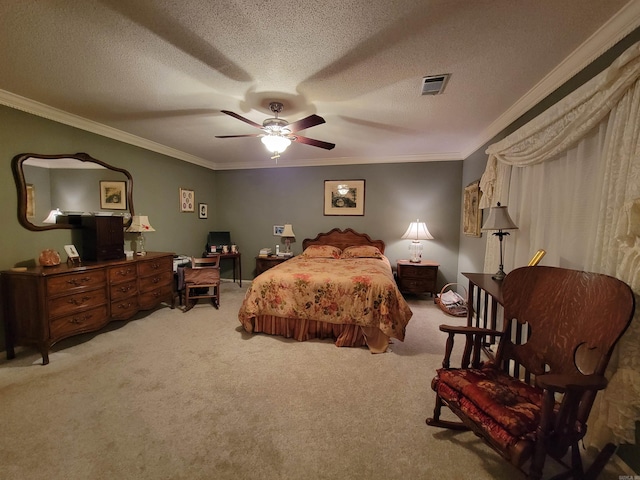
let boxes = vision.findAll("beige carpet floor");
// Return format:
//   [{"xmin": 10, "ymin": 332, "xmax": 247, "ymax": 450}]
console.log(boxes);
[{"xmin": 0, "ymin": 282, "xmax": 629, "ymax": 479}]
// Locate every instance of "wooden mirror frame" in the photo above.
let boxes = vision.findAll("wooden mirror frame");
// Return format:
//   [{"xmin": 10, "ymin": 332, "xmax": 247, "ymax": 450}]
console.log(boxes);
[{"xmin": 11, "ymin": 152, "xmax": 135, "ymax": 231}]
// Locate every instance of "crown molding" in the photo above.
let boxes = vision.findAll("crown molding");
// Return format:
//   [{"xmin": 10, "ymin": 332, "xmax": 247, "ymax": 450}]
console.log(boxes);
[
  {"xmin": 211, "ymin": 152, "xmax": 464, "ymax": 170},
  {"xmin": 463, "ymin": 0, "xmax": 640, "ymax": 159},
  {"xmin": 0, "ymin": 89, "xmax": 212, "ymax": 169}
]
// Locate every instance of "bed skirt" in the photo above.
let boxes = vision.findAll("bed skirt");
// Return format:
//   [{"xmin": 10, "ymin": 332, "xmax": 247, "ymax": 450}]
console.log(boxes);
[{"xmin": 244, "ymin": 315, "xmax": 390, "ymax": 353}]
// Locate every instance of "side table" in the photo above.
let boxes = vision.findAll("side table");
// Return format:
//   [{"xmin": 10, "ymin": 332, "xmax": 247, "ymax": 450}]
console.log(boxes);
[
  {"xmin": 396, "ymin": 260, "xmax": 439, "ymax": 296},
  {"xmin": 255, "ymin": 256, "xmax": 292, "ymax": 275}
]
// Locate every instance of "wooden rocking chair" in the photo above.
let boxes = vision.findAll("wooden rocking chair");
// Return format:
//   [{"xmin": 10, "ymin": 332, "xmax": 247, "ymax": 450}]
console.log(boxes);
[{"xmin": 426, "ymin": 266, "xmax": 635, "ymax": 479}]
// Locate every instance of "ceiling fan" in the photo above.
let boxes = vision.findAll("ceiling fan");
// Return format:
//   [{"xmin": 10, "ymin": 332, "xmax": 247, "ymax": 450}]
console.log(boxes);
[{"xmin": 216, "ymin": 102, "xmax": 335, "ymax": 159}]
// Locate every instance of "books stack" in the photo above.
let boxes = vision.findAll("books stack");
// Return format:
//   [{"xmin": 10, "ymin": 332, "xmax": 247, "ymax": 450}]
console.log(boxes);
[
  {"xmin": 258, "ymin": 248, "xmax": 272, "ymax": 258},
  {"xmin": 276, "ymin": 251, "xmax": 293, "ymax": 258}
]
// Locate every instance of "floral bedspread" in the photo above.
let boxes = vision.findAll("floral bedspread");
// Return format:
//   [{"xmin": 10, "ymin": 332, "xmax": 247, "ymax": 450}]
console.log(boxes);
[{"xmin": 238, "ymin": 256, "xmax": 413, "ymax": 341}]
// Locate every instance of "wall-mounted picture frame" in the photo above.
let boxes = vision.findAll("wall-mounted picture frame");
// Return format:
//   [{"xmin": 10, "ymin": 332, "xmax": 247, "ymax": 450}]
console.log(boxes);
[
  {"xmin": 199, "ymin": 203, "xmax": 208, "ymax": 219},
  {"xmin": 100, "ymin": 181, "xmax": 127, "ymax": 210},
  {"xmin": 463, "ymin": 180, "xmax": 482, "ymax": 237},
  {"xmin": 273, "ymin": 225, "xmax": 284, "ymax": 236},
  {"xmin": 324, "ymin": 180, "xmax": 365, "ymax": 216},
  {"xmin": 180, "ymin": 188, "xmax": 195, "ymax": 212},
  {"xmin": 26, "ymin": 184, "xmax": 35, "ymax": 219}
]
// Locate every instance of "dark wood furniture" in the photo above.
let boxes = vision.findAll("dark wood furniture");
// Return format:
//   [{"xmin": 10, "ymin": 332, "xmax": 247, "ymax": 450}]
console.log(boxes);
[
  {"xmin": 1, "ymin": 252, "xmax": 173, "ymax": 365},
  {"xmin": 427, "ymin": 266, "xmax": 636, "ymax": 480},
  {"xmin": 396, "ymin": 260, "xmax": 439, "ymax": 296},
  {"xmin": 183, "ymin": 256, "xmax": 220, "ymax": 312},
  {"xmin": 81, "ymin": 216, "xmax": 125, "ymax": 261},
  {"xmin": 255, "ymin": 255, "xmax": 291, "ymax": 275}
]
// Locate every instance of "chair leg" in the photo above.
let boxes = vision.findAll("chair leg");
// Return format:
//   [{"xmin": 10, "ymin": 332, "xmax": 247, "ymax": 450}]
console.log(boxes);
[{"xmin": 426, "ymin": 395, "xmax": 469, "ymax": 430}]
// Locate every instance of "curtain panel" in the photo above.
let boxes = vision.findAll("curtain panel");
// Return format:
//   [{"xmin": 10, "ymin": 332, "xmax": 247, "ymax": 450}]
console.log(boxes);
[{"xmin": 477, "ymin": 41, "xmax": 640, "ymax": 447}]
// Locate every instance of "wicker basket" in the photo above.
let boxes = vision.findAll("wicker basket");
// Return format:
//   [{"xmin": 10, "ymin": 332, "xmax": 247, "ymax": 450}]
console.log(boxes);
[{"xmin": 435, "ymin": 283, "xmax": 468, "ymax": 317}]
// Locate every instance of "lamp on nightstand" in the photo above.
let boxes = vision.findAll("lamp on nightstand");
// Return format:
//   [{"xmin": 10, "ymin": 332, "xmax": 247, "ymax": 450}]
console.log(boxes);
[
  {"xmin": 281, "ymin": 223, "xmax": 296, "ymax": 254},
  {"xmin": 401, "ymin": 219, "xmax": 433, "ymax": 263},
  {"xmin": 126, "ymin": 215, "xmax": 155, "ymax": 256}
]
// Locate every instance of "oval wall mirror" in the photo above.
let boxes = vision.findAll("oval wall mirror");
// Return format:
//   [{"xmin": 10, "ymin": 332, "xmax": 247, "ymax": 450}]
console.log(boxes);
[{"xmin": 12, "ymin": 152, "xmax": 135, "ymax": 231}]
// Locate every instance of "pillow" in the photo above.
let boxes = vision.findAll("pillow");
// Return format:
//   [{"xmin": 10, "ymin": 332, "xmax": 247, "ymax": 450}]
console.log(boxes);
[
  {"xmin": 340, "ymin": 245, "xmax": 383, "ymax": 259},
  {"xmin": 301, "ymin": 245, "xmax": 342, "ymax": 259}
]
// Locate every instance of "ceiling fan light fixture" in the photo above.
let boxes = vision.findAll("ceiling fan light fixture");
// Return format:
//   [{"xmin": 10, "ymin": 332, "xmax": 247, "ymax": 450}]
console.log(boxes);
[{"xmin": 261, "ymin": 134, "xmax": 291, "ymax": 154}]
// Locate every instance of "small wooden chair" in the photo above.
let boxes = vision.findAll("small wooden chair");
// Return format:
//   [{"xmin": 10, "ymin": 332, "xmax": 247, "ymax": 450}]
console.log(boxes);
[
  {"xmin": 182, "ymin": 256, "xmax": 220, "ymax": 312},
  {"xmin": 426, "ymin": 266, "xmax": 635, "ymax": 480}
]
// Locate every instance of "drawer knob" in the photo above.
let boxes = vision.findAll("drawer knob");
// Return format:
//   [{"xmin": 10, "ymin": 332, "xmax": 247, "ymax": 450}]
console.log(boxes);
[
  {"xmin": 119, "ymin": 285, "xmax": 133, "ymax": 293},
  {"xmin": 66, "ymin": 276, "xmax": 91, "ymax": 286},
  {"xmin": 69, "ymin": 313, "xmax": 92, "ymax": 324},
  {"xmin": 67, "ymin": 296, "xmax": 91, "ymax": 305}
]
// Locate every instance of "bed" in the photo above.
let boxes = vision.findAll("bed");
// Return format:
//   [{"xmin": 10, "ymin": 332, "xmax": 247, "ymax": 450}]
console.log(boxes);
[{"xmin": 238, "ymin": 228, "xmax": 413, "ymax": 353}]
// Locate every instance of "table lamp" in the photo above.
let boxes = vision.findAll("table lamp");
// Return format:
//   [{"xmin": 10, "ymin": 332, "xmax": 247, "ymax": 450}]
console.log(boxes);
[
  {"xmin": 126, "ymin": 215, "xmax": 155, "ymax": 256},
  {"xmin": 482, "ymin": 203, "xmax": 518, "ymax": 280},
  {"xmin": 401, "ymin": 219, "xmax": 433, "ymax": 263},
  {"xmin": 281, "ymin": 223, "xmax": 296, "ymax": 254}
]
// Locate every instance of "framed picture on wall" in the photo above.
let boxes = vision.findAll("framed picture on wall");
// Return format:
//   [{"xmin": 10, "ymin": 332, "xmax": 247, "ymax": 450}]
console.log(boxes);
[
  {"xmin": 100, "ymin": 181, "xmax": 127, "ymax": 210},
  {"xmin": 463, "ymin": 180, "xmax": 482, "ymax": 237},
  {"xmin": 26, "ymin": 184, "xmax": 35, "ymax": 219},
  {"xmin": 199, "ymin": 203, "xmax": 208, "ymax": 219},
  {"xmin": 323, "ymin": 180, "xmax": 365, "ymax": 216},
  {"xmin": 180, "ymin": 188, "xmax": 195, "ymax": 212}
]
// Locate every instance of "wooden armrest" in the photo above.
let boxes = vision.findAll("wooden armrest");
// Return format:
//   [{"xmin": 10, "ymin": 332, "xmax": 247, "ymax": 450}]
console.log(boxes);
[
  {"xmin": 438, "ymin": 325, "xmax": 503, "ymax": 370},
  {"xmin": 438, "ymin": 324, "xmax": 503, "ymax": 337},
  {"xmin": 536, "ymin": 373, "xmax": 608, "ymax": 393}
]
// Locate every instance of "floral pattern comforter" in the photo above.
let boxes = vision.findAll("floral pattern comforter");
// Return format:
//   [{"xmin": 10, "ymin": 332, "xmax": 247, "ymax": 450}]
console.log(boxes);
[{"xmin": 238, "ymin": 255, "xmax": 413, "ymax": 341}]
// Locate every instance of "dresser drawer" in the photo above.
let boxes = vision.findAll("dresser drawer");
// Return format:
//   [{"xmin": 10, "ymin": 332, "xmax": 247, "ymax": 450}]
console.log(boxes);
[
  {"xmin": 139, "ymin": 270, "xmax": 173, "ymax": 293},
  {"xmin": 50, "ymin": 304, "xmax": 109, "ymax": 339},
  {"xmin": 110, "ymin": 297, "xmax": 139, "ymax": 320},
  {"xmin": 46, "ymin": 269, "xmax": 106, "ymax": 296},
  {"xmin": 399, "ymin": 278, "xmax": 431, "ymax": 291},
  {"xmin": 48, "ymin": 288, "xmax": 108, "ymax": 319},
  {"xmin": 138, "ymin": 257, "xmax": 172, "ymax": 277},
  {"xmin": 139, "ymin": 284, "xmax": 172, "ymax": 310},
  {"xmin": 108, "ymin": 264, "xmax": 137, "ymax": 283},
  {"xmin": 400, "ymin": 265, "xmax": 436, "ymax": 280},
  {"xmin": 110, "ymin": 279, "xmax": 138, "ymax": 301}
]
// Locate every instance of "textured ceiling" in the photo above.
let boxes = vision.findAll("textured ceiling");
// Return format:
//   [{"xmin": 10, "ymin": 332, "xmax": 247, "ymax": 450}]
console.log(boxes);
[{"xmin": 0, "ymin": 0, "xmax": 638, "ymax": 170}]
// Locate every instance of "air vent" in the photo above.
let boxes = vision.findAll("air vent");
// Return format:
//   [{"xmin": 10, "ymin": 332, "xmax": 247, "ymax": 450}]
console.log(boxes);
[{"xmin": 421, "ymin": 74, "xmax": 450, "ymax": 95}]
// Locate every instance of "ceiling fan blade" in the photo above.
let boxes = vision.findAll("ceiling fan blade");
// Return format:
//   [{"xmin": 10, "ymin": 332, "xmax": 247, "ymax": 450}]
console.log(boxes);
[
  {"xmin": 293, "ymin": 135, "xmax": 335, "ymax": 150},
  {"xmin": 221, "ymin": 110, "xmax": 263, "ymax": 129},
  {"xmin": 287, "ymin": 114, "xmax": 326, "ymax": 132},
  {"xmin": 215, "ymin": 134, "xmax": 261, "ymax": 138}
]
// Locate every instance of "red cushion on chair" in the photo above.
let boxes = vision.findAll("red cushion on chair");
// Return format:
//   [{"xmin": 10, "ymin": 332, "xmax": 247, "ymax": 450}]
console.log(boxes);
[{"xmin": 435, "ymin": 366, "xmax": 543, "ymax": 440}]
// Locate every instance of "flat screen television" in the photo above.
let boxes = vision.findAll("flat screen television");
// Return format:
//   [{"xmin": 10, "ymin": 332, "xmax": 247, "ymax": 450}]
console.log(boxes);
[{"xmin": 206, "ymin": 231, "xmax": 231, "ymax": 250}]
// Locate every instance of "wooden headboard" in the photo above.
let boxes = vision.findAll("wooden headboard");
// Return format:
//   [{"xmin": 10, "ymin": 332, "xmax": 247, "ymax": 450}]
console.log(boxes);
[{"xmin": 302, "ymin": 228, "xmax": 385, "ymax": 253}]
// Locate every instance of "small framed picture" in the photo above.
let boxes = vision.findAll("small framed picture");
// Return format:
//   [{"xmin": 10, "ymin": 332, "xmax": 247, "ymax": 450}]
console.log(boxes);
[
  {"xmin": 100, "ymin": 181, "xmax": 127, "ymax": 210},
  {"xmin": 180, "ymin": 188, "xmax": 195, "ymax": 212},
  {"xmin": 199, "ymin": 203, "xmax": 208, "ymax": 219},
  {"xmin": 463, "ymin": 180, "xmax": 482, "ymax": 237},
  {"xmin": 324, "ymin": 180, "xmax": 365, "ymax": 216},
  {"xmin": 64, "ymin": 244, "xmax": 80, "ymax": 258},
  {"xmin": 273, "ymin": 225, "xmax": 284, "ymax": 236}
]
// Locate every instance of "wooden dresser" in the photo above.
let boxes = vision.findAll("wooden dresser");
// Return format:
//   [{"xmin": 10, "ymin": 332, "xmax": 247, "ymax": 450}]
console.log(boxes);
[{"xmin": 1, "ymin": 252, "xmax": 173, "ymax": 365}]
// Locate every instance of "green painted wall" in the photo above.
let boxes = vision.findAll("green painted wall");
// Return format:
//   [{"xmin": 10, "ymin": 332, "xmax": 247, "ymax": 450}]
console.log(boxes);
[{"xmin": 0, "ymin": 105, "xmax": 219, "ymax": 269}]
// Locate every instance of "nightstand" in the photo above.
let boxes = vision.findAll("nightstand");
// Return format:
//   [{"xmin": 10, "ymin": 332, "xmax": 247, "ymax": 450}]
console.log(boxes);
[
  {"xmin": 255, "ymin": 256, "xmax": 292, "ymax": 275},
  {"xmin": 396, "ymin": 260, "xmax": 439, "ymax": 296}
]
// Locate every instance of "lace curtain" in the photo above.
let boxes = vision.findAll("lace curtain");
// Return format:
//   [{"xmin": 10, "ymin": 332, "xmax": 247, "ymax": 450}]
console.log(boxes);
[{"xmin": 478, "ymin": 41, "xmax": 640, "ymax": 447}]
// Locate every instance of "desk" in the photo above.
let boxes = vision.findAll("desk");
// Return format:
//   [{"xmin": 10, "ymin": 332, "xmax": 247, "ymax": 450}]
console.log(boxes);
[{"xmin": 205, "ymin": 252, "xmax": 242, "ymax": 286}]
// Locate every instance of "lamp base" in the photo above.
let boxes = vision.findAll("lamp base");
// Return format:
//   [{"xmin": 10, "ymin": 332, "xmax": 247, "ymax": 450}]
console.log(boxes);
[
  {"xmin": 134, "ymin": 233, "xmax": 146, "ymax": 256},
  {"xmin": 408, "ymin": 241, "xmax": 423, "ymax": 263},
  {"xmin": 492, "ymin": 267, "xmax": 506, "ymax": 281}
]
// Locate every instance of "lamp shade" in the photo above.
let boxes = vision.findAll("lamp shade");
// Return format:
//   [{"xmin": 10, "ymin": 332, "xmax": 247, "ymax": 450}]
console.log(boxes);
[
  {"xmin": 126, "ymin": 215, "xmax": 156, "ymax": 233},
  {"xmin": 281, "ymin": 224, "xmax": 295, "ymax": 238},
  {"xmin": 401, "ymin": 220, "xmax": 434, "ymax": 240},
  {"xmin": 261, "ymin": 134, "xmax": 291, "ymax": 153},
  {"xmin": 482, "ymin": 203, "xmax": 518, "ymax": 231}
]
